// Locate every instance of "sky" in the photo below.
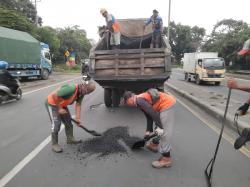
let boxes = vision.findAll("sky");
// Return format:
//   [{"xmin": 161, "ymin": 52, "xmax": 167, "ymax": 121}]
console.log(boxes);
[{"xmin": 37, "ymin": 0, "xmax": 250, "ymax": 41}]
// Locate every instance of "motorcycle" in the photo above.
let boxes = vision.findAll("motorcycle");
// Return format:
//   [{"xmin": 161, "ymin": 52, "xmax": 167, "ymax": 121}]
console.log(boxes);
[{"xmin": 0, "ymin": 79, "xmax": 22, "ymax": 104}]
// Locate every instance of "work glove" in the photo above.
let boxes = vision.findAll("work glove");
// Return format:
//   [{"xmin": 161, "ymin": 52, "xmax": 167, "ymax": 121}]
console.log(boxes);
[
  {"xmin": 74, "ymin": 118, "xmax": 81, "ymax": 126},
  {"xmin": 237, "ymin": 103, "xmax": 249, "ymax": 115},
  {"xmin": 155, "ymin": 127, "xmax": 164, "ymax": 137},
  {"xmin": 144, "ymin": 131, "xmax": 154, "ymax": 139},
  {"xmin": 58, "ymin": 108, "xmax": 67, "ymax": 115}
]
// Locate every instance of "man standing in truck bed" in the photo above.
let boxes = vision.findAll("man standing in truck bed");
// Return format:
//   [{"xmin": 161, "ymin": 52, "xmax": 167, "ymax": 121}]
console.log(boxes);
[
  {"xmin": 144, "ymin": 9, "xmax": 163, "ymax": 48},
  {"xmin": 124, "ymin": 89, "xmax": 176, "ymax": 168},
  {"xmin": 100, "ymin": 8, "xmax": 121, "ymax": 50}
]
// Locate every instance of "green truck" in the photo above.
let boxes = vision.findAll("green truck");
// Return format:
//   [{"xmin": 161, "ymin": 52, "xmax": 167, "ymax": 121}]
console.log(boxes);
[{"xmin": 0, "ymin": 26, "xmax": 52, "ymax": 79}]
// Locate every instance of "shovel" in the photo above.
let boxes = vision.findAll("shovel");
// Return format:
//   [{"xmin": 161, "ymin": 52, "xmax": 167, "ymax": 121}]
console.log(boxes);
[
  {"xmin": 132, "ymin": 133, "xmax": 157, "ymax": 149},
  {"xmin": 71, "ymin": 118, "xmax": 102, "ymax": 137}
]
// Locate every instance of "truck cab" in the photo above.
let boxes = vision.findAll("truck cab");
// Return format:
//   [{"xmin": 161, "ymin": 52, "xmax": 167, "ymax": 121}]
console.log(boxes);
[
  {"xmin": 184, "ymin": 52, "xmax": 225, "ymax": 85},
  {"xmin": 40, "ymin": 42, "xmax": 52, "ymax": 79}
]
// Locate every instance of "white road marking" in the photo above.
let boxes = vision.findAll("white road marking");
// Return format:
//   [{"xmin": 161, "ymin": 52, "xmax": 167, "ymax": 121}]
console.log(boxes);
[
  {"xmin": 23, "ymin": 77, "xmax": 82, "ymax": 95},
  {"xmin": 176, "ymin": 97, "xmax": 250, "ymax": 158},
  {"xmin": 0, "ymin": 127, "xmax": 64, "ymax": 187}
]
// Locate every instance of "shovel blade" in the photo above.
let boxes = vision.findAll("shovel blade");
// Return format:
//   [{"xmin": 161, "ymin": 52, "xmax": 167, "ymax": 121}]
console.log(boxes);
[
  {"xmin": 132, "ymin": 140, "xmax": 146, "ymax": 149},
  {"xmin": 89, "ymin": 131, "xmax": 102, "ymax": 137}
]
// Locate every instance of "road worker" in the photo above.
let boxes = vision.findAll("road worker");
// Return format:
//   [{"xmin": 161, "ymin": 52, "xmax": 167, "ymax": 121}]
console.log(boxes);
[
  {"xmin": 124, "ymin": 89, "xmax": 176, "ymax": 168},
  {"xmin": 100, "ymin": 8, "xmax": 121, "ymax": 50},
  {"xmin": 45, "ymin": 82, "xmax": 96, "ymax": 153}
]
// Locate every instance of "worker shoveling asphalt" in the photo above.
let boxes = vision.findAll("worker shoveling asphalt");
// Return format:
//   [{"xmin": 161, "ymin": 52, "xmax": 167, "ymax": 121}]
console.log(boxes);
[{"xmin": 45, "ymin": 81, "xmax": 96, "ymax": 153}]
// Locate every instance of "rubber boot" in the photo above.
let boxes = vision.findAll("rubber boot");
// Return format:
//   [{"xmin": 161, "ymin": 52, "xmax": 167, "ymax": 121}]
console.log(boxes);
[
  {"xmin": 65, "ymin": 125, "xmax": 82, "ymax": 144},
  {"xmin": 51, "ymin": 133, "xmax": 63, "ymax": 153}
]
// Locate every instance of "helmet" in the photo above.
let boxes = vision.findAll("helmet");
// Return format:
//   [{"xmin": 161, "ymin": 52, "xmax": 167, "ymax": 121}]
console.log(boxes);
[
  {"xmin": 0, "ymin": 61, "xmax": 8, "ymax": 69},
  {"xmin": 100, "ymin": 8, "xmax": 107, "ymax": 15}
]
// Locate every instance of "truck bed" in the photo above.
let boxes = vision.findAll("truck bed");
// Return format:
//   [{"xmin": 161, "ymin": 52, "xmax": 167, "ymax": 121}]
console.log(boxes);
[{"xmin": 90, "ymin": 48, "xmax": 171, "ymax": 91}]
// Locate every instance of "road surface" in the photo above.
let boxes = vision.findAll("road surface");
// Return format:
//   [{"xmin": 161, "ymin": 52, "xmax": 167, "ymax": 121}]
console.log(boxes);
[{"xmin": 0, "ymin": 76, "xmax": 249, "ymax": 187}]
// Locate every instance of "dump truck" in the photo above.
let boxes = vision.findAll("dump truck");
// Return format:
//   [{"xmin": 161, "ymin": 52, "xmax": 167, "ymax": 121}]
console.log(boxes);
[
  {"xmin": 89, "ymin": 19, "xmax": 171, "ymax": 107},
  {"xmin": 0, "ymin": 26, "xmax": 52, "ymax": 80},
  {"xmin": 183, "ymin": 52, "xmax": 225, "ymax": 85}
]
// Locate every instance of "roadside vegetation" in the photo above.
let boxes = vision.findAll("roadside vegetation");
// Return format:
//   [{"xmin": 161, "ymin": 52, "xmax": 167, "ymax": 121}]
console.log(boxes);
[{"xmin": 0, "ymin": 0, "xmax": 249, "ymax": 70}]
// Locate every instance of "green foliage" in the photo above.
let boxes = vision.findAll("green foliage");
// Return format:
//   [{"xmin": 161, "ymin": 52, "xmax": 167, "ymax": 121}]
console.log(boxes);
[
  {"xmin": 0, "ymin": 0, "xmax": 42, "ymax": 25},
  {"xmin": 56, "ymin": 25, "xmax": 92, "ymax": 63},
  {"xmin": 202, "ymin": 19, "xmax": 250, "ymax": 69},
  {"xmin": 164, "ymin": 22, "xmax": 205, "ymax": 63},
  {"xmin": 0, "ymin": 6, "xmax": 34, "ymax": 32},
  {"xmin": 32, "ymin": 26, "xmax": 60, "ymax": 61}
]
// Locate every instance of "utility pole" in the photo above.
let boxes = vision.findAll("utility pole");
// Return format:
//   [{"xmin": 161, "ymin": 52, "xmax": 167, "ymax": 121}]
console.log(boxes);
[
  {"xmin": 167, "ymin": 0, "xmax": 171, "ymax": 45},
  {"xmin": 31, "ymin": 0, "xmax": 41, "ymax": 26}
]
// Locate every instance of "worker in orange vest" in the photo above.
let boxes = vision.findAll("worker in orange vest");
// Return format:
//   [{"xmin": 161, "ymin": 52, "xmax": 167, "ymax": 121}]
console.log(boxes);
[
  {"xmin": 45, "ymin": 82, "xmax": 96, "ymax": 153},
  {"xmin": 100, "ymin": 8, "xmax": 121, "ymax": 50},
  {"xmin": 124, "ymin": 89, "xmax": 176, "ymax": 168}
]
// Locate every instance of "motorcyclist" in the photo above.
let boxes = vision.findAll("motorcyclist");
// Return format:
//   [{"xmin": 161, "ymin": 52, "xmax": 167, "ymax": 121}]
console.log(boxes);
[{"xmin": 0, "ymin": 61, "xmax": 18, "ymax": 94}]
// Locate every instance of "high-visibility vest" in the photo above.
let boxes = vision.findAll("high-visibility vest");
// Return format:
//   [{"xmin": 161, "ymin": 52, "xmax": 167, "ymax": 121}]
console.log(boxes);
[
  {"xmin": 137, "ymin": 91, "xmax": 176, "ymax": 112},
  {"xmin": 112, "ymin": 21, "xmax": 120, "ymax": 32},
  {"xmin": 47, "ymin": 84, "xmax": 78, "ymax": 108}
]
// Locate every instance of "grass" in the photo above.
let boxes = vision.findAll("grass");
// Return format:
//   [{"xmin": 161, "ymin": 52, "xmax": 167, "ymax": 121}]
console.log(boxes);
[{"xmin": 53, "ymin": 63, "xmax": 81, "ymax": 73}]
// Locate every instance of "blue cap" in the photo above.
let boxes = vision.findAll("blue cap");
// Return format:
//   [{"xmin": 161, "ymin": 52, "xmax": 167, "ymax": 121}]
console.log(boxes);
[{"xmin": 0, "ymin": 61, "xmax": 8, "ymax": 69}]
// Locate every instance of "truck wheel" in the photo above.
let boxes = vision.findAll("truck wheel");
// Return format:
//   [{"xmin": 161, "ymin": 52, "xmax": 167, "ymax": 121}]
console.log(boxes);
[
  {"xmin": 215, "ymin": 82, "xmax": 221, "ymax": 86},
  {"xmin": 112, "ymin": 89, "xmax": 120, "ymax": 107},
  {"xmin": 185, "ymin": 73, "xmax": 191, "ymax": 82},
  {"xmin": 104, "ymin": 88, "xmax": 112, "ymax": 107},
  {"xmin": 196, "ymin": 75, "xmax": 202, "ymax": 85},
  {"xmin": 41, "ymin": 69, "xmax": 49, "ymax": 80}
]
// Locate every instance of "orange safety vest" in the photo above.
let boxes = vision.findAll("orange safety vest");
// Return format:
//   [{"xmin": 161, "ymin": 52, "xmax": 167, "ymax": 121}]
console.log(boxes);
[
  {"xmin": 137, "ymin": 91, "xmax": 176, "ymax": 112},
  {"xmin": 112, "ymin": 21, "xmax": 120, "ymax": 32},
  {"xmin": 47, "ymin": 84, "xmax": 79, "ymax": 108}
]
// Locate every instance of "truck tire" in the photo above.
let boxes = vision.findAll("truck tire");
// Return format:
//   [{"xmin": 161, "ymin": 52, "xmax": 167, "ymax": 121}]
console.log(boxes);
[
  {"xmin": 41, "ymin": 69, "xmax": 49, "ymax": 80},
  {"xmin": 185, "ymin": 73, "xmax": 191, "ymax": 82},
  {"xmin": 112, "ymin": 89, "xmax": 120, "ymax": 107},
  {"xmin": 215, "ymin": 82, "xmax": 221, "ymax": 86},
  {"xmin": 104, "ymin": 88, "xmax": 112, "ymax": 107},
  {"xmin": 196, "ymin": 75, "xmax": 202, "ymax": 85}
]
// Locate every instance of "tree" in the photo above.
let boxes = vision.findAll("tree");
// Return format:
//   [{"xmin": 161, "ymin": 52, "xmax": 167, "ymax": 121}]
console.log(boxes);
[
  {"xmin": 164, "ymin": 22, "xmax": 205, "ymax": 63},
  {"xmin": 57, "ymin": 26, "xmax": 92, "ymax": 63},
  {"xmin": 33, "ymin": 26, "xmax": 60, "ymax": 61},
  {"xmin": 0, "ymin": 0, "xmax": 42, "ymax": 25},
  {"xmin": 0, "ymin": 6, "xmax": 34, "ymax": 32},
  {"xmin": 202, "ymin": 19, "xmax": 250, "ymax": 69}
]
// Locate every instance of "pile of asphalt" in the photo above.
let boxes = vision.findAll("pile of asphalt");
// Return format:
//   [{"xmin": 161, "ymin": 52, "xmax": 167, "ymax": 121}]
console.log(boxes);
[{"xmin": 77, "ymin": 126, "xmax": 141, "ymax": 158}]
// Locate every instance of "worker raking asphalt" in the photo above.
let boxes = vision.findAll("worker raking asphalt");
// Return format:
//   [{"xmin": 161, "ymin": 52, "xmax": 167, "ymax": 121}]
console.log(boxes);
[{"xmin": 77, "ymin": 126, "xmax": 141, "ymax": 158}]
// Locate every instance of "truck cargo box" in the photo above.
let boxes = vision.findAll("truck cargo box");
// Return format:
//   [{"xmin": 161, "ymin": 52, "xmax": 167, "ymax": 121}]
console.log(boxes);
[{"xmin": 0, "ymin": 26, "xmax": 41, "ymax": 65}]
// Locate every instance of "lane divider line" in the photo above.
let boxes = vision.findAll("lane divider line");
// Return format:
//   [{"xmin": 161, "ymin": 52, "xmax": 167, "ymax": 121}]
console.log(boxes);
[
  {"xmin": 23, "ymin": 77, "xmax": 82, "ymax": 95},
  {"xmin": 176, "ymin": 97, "xmax": 250, "ymax": 158},
  {"xmin": 0, "ymin": 127, "xmax": 64, "ymax": 187}
]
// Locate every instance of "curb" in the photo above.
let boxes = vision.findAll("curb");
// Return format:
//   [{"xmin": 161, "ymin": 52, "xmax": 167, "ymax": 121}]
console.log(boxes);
[{"xmin": 165, "ymin": 82, "xmax": 249, "ymax": 131}]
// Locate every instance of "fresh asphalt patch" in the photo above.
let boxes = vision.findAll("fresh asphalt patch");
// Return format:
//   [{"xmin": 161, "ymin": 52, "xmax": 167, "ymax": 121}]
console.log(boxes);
[
  {"xmin": 61, "ymin": 126, "xmax": 142, "ymax": 162},
  {"xmin": 77, "ymin": 126, "xmax": 141, "ymax": 158}
]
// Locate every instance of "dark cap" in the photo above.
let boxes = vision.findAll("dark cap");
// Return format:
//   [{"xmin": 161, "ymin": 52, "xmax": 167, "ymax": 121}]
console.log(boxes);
[
  {"xmin": 153, "ymin": 9, "xmax": 159, "ymax": 13},
  {"xmin": 123, "ymin": 91, "xmax": 133, "ymax": 101},
  {"xmin": 238, "ymin": 39, "xmax": 250, "ymax": 56}
]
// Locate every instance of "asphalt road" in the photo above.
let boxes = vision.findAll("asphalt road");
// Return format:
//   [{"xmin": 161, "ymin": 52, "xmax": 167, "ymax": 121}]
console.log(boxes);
[
  {"xmin": 171, "ymin": 68, "xmax": 250, "ymax": 104},
  {"xmin": 0, "ymin": 76, "xmax": 249, "ymax": 187}
]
